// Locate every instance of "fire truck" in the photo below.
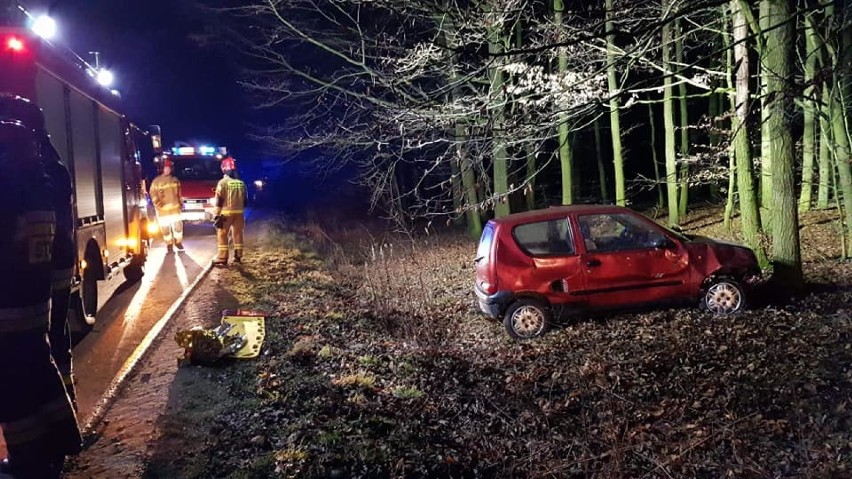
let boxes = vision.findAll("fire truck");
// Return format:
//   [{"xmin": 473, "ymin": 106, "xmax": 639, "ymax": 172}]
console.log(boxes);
[
  {"xmin": 0, "ymin": 22, "xmax": 160, "ymax": 325},
  {"xmin": 154, "ymin": 145, "xmax": 226, "ymax": 223}
]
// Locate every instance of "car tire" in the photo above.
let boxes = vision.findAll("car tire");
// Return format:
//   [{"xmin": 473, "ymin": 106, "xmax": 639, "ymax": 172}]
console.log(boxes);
[
  {"xmin": 503, "ymin": 298, "xmax": 551, "ymax": 340},
  {"xmin": 701, "ymin": 277, "xmax": 746, "ymax": 315}
]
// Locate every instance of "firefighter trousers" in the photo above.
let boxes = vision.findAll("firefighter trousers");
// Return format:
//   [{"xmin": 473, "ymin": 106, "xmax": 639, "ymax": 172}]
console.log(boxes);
[
  {"xmin": 216, "ymin": 214, "xmax": 244, "ymax": 261},
  {"xmin": 48, "ymin": 285, "xmax": 76, "ymax": 406},
  {"xmin": 0, "ymin": 330, "xmax": 82, "ymax": 478},
  {"xmin": 157, "ymin": 213, "xmax": 184, "ymax": 246}
]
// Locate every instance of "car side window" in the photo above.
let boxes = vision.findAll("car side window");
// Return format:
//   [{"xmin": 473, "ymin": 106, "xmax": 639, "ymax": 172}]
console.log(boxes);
[
  {"xmin": 578, "ymin": 213, "xmax": 666, "ymax": 252},
  {"xmin": 513, "ymin": 219, "xmax": 575, "ymax": 256}
]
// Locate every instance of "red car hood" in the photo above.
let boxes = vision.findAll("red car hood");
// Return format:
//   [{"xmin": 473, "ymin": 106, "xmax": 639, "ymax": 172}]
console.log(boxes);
[
  {"xmin": 685, "ymin": 235, "xmax": 760, "ymax": 278},
  {"xmin": 180, "ymin": 180, "xmax": 218, "ymax": 200}
]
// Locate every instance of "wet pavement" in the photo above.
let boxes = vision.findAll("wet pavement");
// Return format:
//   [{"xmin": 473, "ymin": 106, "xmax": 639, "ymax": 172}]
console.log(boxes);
[{"xmin": 0, "ymin": 222, "xmax": 218, "ymax": 459}]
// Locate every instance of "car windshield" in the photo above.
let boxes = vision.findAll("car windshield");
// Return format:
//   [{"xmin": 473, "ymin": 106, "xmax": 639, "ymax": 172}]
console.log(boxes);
[{"xmin": 171, "ymin": 156, "xmax": 221, "ymax": 181}]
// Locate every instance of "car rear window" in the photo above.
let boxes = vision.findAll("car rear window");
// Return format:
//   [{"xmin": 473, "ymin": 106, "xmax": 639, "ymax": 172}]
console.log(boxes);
[{"xmin": 513, "ymin": 219, "xmax": 575, "ymax": 256}]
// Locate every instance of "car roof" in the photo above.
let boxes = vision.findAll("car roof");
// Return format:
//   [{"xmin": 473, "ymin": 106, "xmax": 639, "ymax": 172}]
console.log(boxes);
[{"xmin": 489, "ymin": 204, "xmax": 629, "ymax": 227}]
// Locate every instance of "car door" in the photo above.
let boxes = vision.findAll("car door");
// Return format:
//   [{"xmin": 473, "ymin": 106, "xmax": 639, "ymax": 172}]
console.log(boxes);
[
  {"xmin": 574, "ymin": 212, "xmax": 690, "ymax": 309},
  {"xmin": 511, "ymin": 217, "xmax": 584, "ymax": 304}
]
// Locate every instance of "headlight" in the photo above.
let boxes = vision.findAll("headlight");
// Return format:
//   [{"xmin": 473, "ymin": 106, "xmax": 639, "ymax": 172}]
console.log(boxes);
[{"xmin": 254, "ymin": 180, "xmax": 264, "ymax": 188}]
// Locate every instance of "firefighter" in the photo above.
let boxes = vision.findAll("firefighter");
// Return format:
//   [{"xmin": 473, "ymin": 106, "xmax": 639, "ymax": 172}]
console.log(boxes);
[
  {"xmin": 0, "ymin": 94, "xmax": 78, "ymax": 407},
  {"xmin": 212, "ymin": 156, "xmax": 247, "ymax": 266},
  {"xmin": 0, "ymin": 120, "xmax": 82, "ymax": 478},
  {"xmin": 150, "ymin": 157, "xmax": 184, "ymax": 253}
]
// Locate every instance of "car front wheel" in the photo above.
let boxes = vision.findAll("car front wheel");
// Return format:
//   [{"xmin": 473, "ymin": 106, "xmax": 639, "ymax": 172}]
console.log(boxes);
[
  {"xmin": 701, "ymin": 278, "xmax": 746, "ymax": 314},
  {"xmin": 503, "ymin": 298, "xmax": 551, "ymax": 340}
]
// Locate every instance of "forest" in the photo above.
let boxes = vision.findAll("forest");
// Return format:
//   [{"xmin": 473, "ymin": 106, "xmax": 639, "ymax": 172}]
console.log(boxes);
[{"xmin": 216, "ymin": 0, "xmax": 852, "ymax": 286}]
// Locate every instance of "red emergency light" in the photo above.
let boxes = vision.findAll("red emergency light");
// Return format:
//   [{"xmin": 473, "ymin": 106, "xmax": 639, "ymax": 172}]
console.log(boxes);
[{"xmin": 6, "ymin": 37, "xmax": 24, "ymax": 52}]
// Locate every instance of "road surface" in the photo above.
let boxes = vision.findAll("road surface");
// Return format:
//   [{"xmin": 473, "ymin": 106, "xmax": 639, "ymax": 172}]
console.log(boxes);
[{"xmin": 0, "ymin": 223, "xmax": 217, "ymax": 459}]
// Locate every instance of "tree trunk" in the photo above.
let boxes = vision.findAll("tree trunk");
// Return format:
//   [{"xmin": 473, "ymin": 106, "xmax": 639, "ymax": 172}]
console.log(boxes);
[
  {"xmin": 828, "ymin": 0, "xmax": 852, "ymax": 257},
  {"xmin": 676, "ymin": 17, "xmax": 689, "ymax": 218},
  {"xmin": 594, "ymin": 117, "xmax": 609, "ymax": 202},
  {"xmin": 648, "ymin": 102, "xmax": 664, "ymax": 209},
  {"xmin": 798, "ymin": 10, "xmax": 818, "ymax": 212},
  {"xmin": 764, "ymin": 0, "xmax": 802, "ymax": 288},
  {"xmin": 731, "ymin": 0, "xmax": 769, "ymax": 267},
  {"xmin": 606, "ymin": 0, "xmax": 626, "ymax": 206},
  {"xmin": 486, "ymin": 9, "xmax": 510, "ymax": 218},
  {"xmin": 723, "ymin": 18, "xmax": 736, "ymax": 231},
  {"xmin": 759, "ymin": 0, "xmax": 773, "ymax": 229},
  {"xmin": 818, "ymin": 82, "xmax": 833, "ymax": 209},
  {"xmin": 555, "ymin": 0, "xmax": 573, "ymax": 205},
  {"xmin": 662, "ymin": 0, "xmax": 680, "ymax": 225}
]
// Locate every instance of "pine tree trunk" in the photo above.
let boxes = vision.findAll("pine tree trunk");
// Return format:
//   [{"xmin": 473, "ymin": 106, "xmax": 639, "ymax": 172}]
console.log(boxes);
[
  {"xmin": 798, "ymin": 10, "xmax": 818, "ymax": 212},
  {"xmin": 662, "ymin": 0, "xmax": 680, "ymax": 225},
  {"xmin": 555, "ymin": 0, "xmax": 573, "ymax": 205},
  {"xmin": 731, "ymin": 0, "xmax": 769, "ymax": 267},
  {"xmin": 606, "ymin": 0, "xmax": 626, "ymax": 206},
  {"xmin": 676, "ymin": 17, "xmax": 689, "ymax": 218},
  {"xmin": 594, "ymin": 117, "xmax": 609, "ymax": 202},
  {"xmin": 764, "ymin": 0, "xmax": 802, "ymax": 288}
]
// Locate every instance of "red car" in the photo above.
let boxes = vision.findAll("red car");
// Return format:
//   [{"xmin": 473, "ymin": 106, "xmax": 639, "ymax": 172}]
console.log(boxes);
[{"xmin": 474, "ymin": 205, "xmax": 761, "ymax": 339}]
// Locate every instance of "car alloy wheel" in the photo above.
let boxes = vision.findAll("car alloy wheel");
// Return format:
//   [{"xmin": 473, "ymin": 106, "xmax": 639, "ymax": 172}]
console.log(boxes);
[
  {"xmin": 704, "ymin": 279, "xmax": 744, "ymax": 314},
  {"xmin": 503, "ymin": 299, "xmax": 551, "ymax": 339}
]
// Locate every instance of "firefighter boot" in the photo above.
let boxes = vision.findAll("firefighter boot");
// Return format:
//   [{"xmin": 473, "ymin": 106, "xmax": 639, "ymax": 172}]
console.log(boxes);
[
  {"xmin": 175, "ymin": 242, "xmax": 185, "ymax": 251},
  {"xmin": 167, "ymin": 244, "xmax": 174, "ymax": 254}
]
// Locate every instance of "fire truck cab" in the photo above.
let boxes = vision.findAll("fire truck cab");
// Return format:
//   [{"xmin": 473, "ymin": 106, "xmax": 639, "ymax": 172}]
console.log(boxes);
[
  {"xmin": 155, "ymin": 145, "xmax": 226, "ymax": 223},
  {"xmin": 0, "ymin": 25, "xmax": 159, "ymax": 325}
]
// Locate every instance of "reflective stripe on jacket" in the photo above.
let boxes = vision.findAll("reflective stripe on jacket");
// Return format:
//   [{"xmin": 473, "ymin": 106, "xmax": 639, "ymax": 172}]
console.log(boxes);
[
  {"xmin": 150, "ymin": 174, "xmax": 182, "ymax": 215},
  {"xmin": 215, "ymin": 175, "xmax": 246, "ymax": 216}
]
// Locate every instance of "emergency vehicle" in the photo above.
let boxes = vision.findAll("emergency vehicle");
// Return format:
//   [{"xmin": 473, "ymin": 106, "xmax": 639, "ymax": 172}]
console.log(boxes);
[
  {"xmin": 0, "ymin": 22, "xmax": 160, "ymax": 325},
  {"xmin": 155, "ymin": 145, "xmax": 226, "ymax": 223}
]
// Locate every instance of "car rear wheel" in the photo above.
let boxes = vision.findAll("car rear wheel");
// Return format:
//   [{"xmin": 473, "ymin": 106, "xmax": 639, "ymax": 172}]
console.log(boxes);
[
  {"xmin": 701, "ymin": 278, "xmax": 746, "ymax": 314},
  {"xmin": 503, "ymin": 298, "xmax": 551, "ymax": 340}
]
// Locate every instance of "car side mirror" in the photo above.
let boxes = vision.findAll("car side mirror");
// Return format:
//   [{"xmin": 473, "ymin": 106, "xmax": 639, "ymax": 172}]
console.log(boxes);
[{"xmin": 652, "ymin": 237, "xmax": 676, "ymax": 249}]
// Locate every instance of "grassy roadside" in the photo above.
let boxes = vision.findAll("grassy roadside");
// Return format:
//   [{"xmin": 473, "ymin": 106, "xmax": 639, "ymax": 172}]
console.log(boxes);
[{"xmin": 142, "ymin": 212, "xmax": 852, "ymax": 478}]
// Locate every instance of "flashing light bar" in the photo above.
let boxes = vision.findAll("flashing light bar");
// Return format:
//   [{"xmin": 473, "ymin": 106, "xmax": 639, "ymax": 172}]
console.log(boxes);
[{"xmin": 170, "ymin": 146, "xmax": 228, "ymax": 156}]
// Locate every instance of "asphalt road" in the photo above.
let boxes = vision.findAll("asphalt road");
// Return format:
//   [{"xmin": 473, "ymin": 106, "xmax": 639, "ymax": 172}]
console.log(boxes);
[
  {"xmin": 0, "ymin": 223, "xmax": 217, "ymax": 461},
  {"xmin": 73, "ymin": 223, "xmax": 218, "ymax": 423}
]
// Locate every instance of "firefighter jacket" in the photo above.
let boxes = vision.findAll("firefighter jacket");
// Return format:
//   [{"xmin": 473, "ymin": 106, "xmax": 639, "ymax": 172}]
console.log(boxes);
[
  {"xmin": 214, "ymin": 174, "xmax": 246, "ymax": 216},
  {"xmin": 0, "ymin": 161, "xmax": 83, "ymax": 463},
  {"xmin": 150, "ymin": 173, "xmax": 182, "ymax": 216}
]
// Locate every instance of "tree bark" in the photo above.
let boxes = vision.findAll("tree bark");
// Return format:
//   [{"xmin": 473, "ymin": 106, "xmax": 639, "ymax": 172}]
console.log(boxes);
[
  {"xmin": 798, "ymin": 9, "xmax": 819, "ymax": 212},
  {"xmin": 486, "ymin": 5, "xmax": 510, "ymax": 218},
  {"xmin": 759, "ymin": 0, "xmax": 773, "ymax": 230},
  {"xmin": 648, "ymin": 102, "xmax": 664, "ymax": 209},
  {"xmin": 764, "ymin": 0, "xmax": 802, "ymax": 288},
  {"xmin": 676, "ymin": 17, "xmax": 689, "ymax": 218},
  {"xmin": 555, "ymin": 0, "xmax": 573, "ymax": 205},
  {"xmin": 662, "ymin": 0, "xmax": 680, "ymax": 225},
  {"xmin": 606, "ymin": 0, "xmax": 626, "ymax": 206},
  {"xmin": 731, "ymin": 0, "xmax": 769, "ymax": 267}
]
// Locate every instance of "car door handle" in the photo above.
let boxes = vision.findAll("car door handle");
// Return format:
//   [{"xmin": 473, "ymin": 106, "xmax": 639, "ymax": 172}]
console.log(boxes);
[{"xmin": 586, "ymin": 259, "xmax": 602, "ymax": 267}]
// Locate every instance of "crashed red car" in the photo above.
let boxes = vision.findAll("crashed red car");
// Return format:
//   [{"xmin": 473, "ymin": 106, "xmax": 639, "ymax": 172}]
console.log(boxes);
[{"xmin": 474, "ymin": 205, "xmax": 761, "ymax": 339}]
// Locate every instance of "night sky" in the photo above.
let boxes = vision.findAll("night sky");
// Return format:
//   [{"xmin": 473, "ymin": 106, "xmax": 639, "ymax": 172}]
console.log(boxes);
[{"xmin": 28, "ymin": 0, "xmax": 254, "ymax": 160}]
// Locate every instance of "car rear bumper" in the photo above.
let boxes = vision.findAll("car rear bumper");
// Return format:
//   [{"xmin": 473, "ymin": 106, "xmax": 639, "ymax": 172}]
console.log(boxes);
[{"xmin": 474, "ymin": 285, "xmax": 512, "ymax": 318}]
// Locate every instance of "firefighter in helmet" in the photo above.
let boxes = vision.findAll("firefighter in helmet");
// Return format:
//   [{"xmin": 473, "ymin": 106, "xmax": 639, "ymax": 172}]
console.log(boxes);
[
  {"xmin": 213, "ymin": 156, "xmax": 246, "ymax": 265},
  {"xmin": 0, "ymin": 94, "xmax": 79, "ymax": 409},
  {"xmin": 150, "ymin": 157, "xmax": 184, "ymax": 253},
  {"xmin": 0, "ymin": 119, "xmax": 82, "ymax": 478}
]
